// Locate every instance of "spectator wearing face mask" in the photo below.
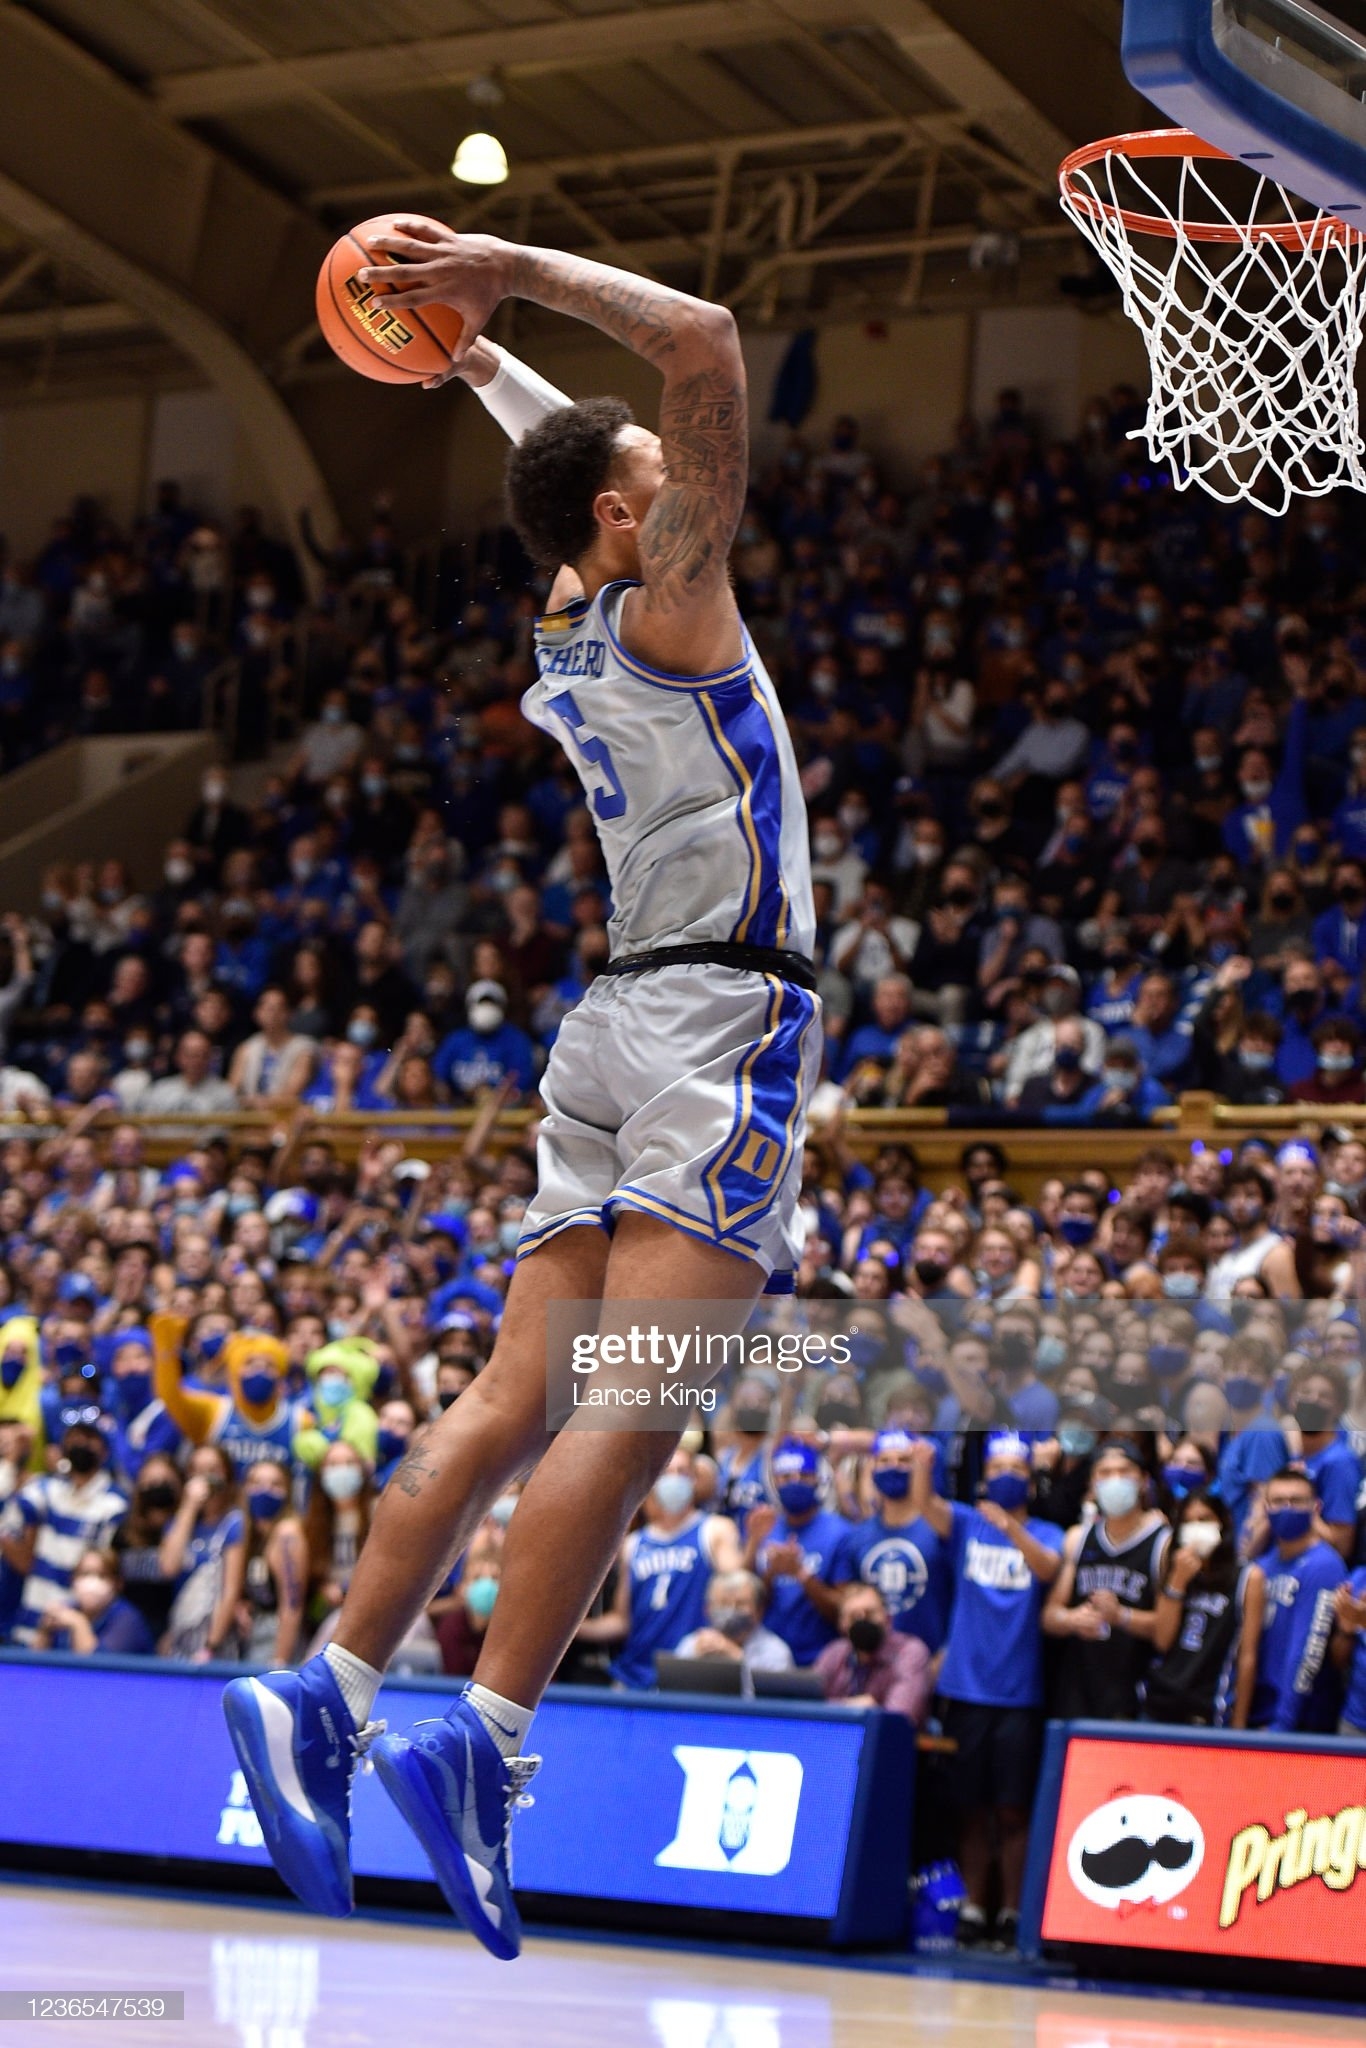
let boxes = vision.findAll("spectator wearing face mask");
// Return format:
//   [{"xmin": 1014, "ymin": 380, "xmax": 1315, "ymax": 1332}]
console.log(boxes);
[
  {"xmin": 32, "ymin": 1545, "xmax": 153, "ymax": 1655},
  {"xmin": 433, "ymin": 981, "xmax": 535, "ymax": 1102},
  {"xmin": 1221, "ymin": 688, "xmax": 1309, "ymax": 868},
  {"xmin": 236, "ymin": 1455, "xmax": 308, "ymax": 1668},
  {"xmin": 814, "ymin": 1583, "xmax": 931, "ymax": 1722},
  {"xmin": 1001, "ymin": 966, "xmax": 1106, "ymax": 1105},
  {"xmin": 1049, "ymin": 1035, "xmax": 1172, "ymax": 1124},
  {"xmin": 1205, "ymin": 1166, "xmax": 1298, "ymax": 1299},
  {"xmin": 743, "ymin": 1438, "xmax": 856, "ymax": 1667},
  {"xmin": 1015, "ymin": 1016, "xmax": 1101, "ymax": 1120},
  {"xmin": 1044, "ymin": 1442, "xmax": 1170, "ymax": 1718},
  {"xmin": 577, "ymin": 1451, "xmax": 742, "ymax": 1688},
  {"xmin": 911, "ymin": 1434, "xmax": 1064, "ymax": 1952},
  {"xmin": 111, "ymin": 1455, "xmax": 184, "ymax": 1644},
  {"xmin": 1287, "ymin": 1019, "xmax": 1366, "ymax": 1107},
  {"xmin": 674, "ymin": 1567, "xmax": 794, "ymax": 1695},
  {"xmin": 1142, "ymin": 1488, "xmax": 1263, "ymax": 1726},
  {"xmin": 1285, "ymin": 1363, "xmax": 1361, "ymax": 1558},
  {"xmin": 809, "ymin": 816, "xmax": 868, "ymax": 916},
  {"xmin": 303, "ymin": 1443, "xmax": 375, "ymax": 1649},
  {"xmin": 373, "ymin": 1398, "xmax": 418, "ymax": 1490},
  {"xmin": 0, "ymin": 1421, "xmax": 127, "ymax": 1645},
  {"xmin": 716, "ymin": 1381, "xmax": 776, "ymax": 1537},
  {"xmin": 841, "ymin": 1427, "xmax": 953, "ymax": 1654},
  {"xmin": 433, "ymin": 1528, "xmax": 504, "ymax": 1678},
  {"xmin": 158, "ymin": 1443, "xmax": 246, "ymax": 1661},
  {"xmin": 1250, "ymin": 1466, "xmax": 1345, "ymax": 1732}
]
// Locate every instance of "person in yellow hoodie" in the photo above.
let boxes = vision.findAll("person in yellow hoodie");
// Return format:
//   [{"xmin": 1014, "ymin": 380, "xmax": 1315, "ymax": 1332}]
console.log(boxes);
[
  {"xmin": 151, "ymin": 1315, "xmax": 312, "ymax": 1481},
  {"xmin": 0, "ymin": 1316, "xmax": 46, "ymax": 1471},
  {"xmin": 293, "ymin": 1338, "xmax": 380, "ymax": 1473}
]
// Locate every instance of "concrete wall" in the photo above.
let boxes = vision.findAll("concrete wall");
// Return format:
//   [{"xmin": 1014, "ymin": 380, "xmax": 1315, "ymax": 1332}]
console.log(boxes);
[{"xmin": 0, "ymin": 732, "xmax": 218, "ymax": 908}]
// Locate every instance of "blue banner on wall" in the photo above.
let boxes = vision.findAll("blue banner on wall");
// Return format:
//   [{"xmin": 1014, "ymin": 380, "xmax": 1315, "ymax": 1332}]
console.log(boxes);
[{"xmin": 0, "ymin": 1656, "xmax": 910, "ymax": 1940}]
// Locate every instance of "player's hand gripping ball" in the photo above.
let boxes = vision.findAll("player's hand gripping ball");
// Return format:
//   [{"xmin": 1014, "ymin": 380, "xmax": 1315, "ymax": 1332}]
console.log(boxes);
[{"xmin": 316, "ymin": 213, "xmax": 466, "ymax": 384}]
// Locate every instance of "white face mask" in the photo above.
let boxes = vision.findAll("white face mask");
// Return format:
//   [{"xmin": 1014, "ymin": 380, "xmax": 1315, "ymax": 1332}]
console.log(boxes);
[
  {"xmin": 1094, "ymin": 1473, "xmax": 1141, "ymax": 1519},
  {"xmin": 468, "ymin": 1001, "xmax": 504, "ymax": 1034},
  {"xmin": 321, "ymin": 1465, "xmax": 363, "ymax": 1503},
  {"xmin": 1177, "ymin": 1520, "xmax": 1221, "ymax": 1559},
  {"xmin": 652, "ymin": 1472, "xmax": 695, "ymax": 1517}
]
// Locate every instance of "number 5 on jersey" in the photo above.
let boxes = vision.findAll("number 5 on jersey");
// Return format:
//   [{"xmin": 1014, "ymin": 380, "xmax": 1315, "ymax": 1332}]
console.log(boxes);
[{"xmin": 547, "ymin": 689, "xmax": 627, "ymax": 821}]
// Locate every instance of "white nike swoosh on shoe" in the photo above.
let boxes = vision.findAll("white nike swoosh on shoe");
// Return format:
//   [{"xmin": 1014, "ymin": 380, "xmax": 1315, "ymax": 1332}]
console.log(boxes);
[
  {"xmin": 465, "ymin": 1854, "xmax": 502, "ymax": 1928},
  {"xmin": 251, "ymin": 1681, "xmax": 315, "ymax": 1825}
]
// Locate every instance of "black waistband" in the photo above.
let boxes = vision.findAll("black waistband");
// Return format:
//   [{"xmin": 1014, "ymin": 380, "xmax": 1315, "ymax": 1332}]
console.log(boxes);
[{"xmin": 602, "ymin": 942, "xmax": 818, "ymax": 991}]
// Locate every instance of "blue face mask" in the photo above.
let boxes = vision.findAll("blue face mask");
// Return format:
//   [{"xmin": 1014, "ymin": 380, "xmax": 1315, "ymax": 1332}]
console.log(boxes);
[
  {"xmin": 1059, "ymin": 1214, "xmax": 1096, "ymax": 1247},
  {"xmin": 846, "ymin": 1331, "xmax": 883, "ymax": 1372},
  {"xmin": 1163, "ymin": 1463, "xmax": 1203, "ymax": 1499},
  {"xmin": 54, "ymin": 1340, "xmax": 90, "ymax": 1372},
  {"xmin": 377, "ymin": 1427, "xmax": 408, "ymax": 1463},
  {"xmin": 1036, "ymin": 1335, "xmax": 1068, "ymax": 1376},
  {"xmin": 465, "ymin": 1574, "xmax": 499, "ymax": 1619},
  {"xmin": 1059, "ymin": 1423, "xmax": 1097, "ymax": 1458},
  {"xmin": 115, "ymin": 1369, "xmax": 152, "ymax": 1412},
  {"xmin": 1162, "ymin": 1273, "xmax": 1202, "ymax": 1300},
  {"xmin": 198, "ymin": 1331, "xmax": 226, "ymax": 1366},
  {"xmin": 985, "ymin": 1471, "xmax": 1030, "ymax": 1511},
  {"xmin": 911, "ymin": 1361, "xmax": 949, "ymax": 1399},
  {"xmin": 1, "ymin": 1351, "xmax": 25, "ymax": 1390},
  {"xmin": 873, "ymin": 1466, "xmax": 910, "ymax": 1501},
  {"xmin": 1148, "ymin": 1342, "xmax": 1190, "ymax": 1381},
  {"xmin": 239, "ymin": 1369, "xmax": 278, "ymax": 1408},
  {"xmin": 247, "ymin": 1488, "xmax": 286, "ymax": 1522},
  {"xmin": 776, "ymin": 1479, "xmax": 819, "ymax": 1517},
  {"xmin": 1223, "ymin": 1373, "xmax": 1264, "ymax": 1411},
  {"xmin": 1267, "ymin": 1505, "xmax": 1313, "ymax": 1545}
]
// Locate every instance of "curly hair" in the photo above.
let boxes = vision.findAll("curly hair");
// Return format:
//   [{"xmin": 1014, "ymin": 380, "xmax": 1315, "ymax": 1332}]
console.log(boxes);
[{"xmin": 505, "ymin": 396, "xmax": 635, "ymax": 571}]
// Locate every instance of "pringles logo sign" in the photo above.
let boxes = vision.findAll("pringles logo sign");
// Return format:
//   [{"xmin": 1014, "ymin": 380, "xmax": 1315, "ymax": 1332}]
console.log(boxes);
[
  {"xmin": 1040, "ymin": 1734, "xmax": 1366, "ymax": 1968},
  {"xmin": 1221, "ymin": 1799, "xmax": 1366, "ymax": 1926}
]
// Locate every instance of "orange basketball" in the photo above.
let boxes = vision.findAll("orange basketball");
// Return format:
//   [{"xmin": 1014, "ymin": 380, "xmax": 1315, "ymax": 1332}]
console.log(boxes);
[{"xmin": 315, "ymin": 213, "xmax": 465, "ymax": 385}]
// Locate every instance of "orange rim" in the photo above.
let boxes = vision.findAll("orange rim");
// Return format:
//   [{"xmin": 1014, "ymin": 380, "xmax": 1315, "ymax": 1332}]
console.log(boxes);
[{"xmin": 1059, "ymin": 127, "xmax": 1362, "ymax": 245}]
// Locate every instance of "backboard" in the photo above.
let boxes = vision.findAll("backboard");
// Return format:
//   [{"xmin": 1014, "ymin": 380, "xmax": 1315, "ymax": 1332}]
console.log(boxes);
[{"xmin": 1123, "ymin": 1, "xmax": 1366, "ymax": 222}]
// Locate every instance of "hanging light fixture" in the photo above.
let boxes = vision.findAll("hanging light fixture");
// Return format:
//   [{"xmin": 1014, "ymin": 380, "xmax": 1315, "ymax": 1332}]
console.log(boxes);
[{"xmin": 452, "ymin": 75, "xmax": 508, "ymax": 186}]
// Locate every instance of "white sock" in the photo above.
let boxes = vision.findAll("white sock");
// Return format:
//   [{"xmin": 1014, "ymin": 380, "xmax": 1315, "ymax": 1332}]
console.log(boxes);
[
  {"xmin": 466, "ymin": 1682, "xmax": 534, "ymax": 1760},
  {"xmin": 322, "ymin": 1643, "xmax": 383, "ymax": 1728}
]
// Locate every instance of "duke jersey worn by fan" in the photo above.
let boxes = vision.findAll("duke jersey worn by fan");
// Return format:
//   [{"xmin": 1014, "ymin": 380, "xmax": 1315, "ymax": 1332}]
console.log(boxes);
[
  {"xmin": 518, "ymin": 579, "xmax": 821, "ymax": 1288},
  {"xmin": 612, "ymin": 1512, "xmax": 722, "ymax": 1689},
  {"xmin": 1057, "ymin": 1513, "xmax": 1170, "ymax": 1718}
]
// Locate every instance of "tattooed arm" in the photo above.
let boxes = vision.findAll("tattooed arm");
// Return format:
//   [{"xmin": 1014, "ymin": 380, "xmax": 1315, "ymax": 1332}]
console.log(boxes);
[{"xmin": 364, "ymin": 225, "xmax": 747, "ymax": 674}]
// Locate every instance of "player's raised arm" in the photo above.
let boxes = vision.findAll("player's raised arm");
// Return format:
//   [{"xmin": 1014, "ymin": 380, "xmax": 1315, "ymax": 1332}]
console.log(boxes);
[{"xmin": 362, "ymin": 227, "xmax": 747, "ymax": 672}]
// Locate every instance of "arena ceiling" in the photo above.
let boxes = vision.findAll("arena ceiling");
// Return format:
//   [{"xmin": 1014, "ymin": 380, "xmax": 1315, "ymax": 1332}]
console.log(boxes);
[{"xmin": 0, "ymin": 0, "xmax": 1155, "ymax": 402}]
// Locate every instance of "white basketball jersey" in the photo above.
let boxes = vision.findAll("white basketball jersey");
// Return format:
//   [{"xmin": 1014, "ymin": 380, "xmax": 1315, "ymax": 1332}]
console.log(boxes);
[{"xmin": 523, "ymin": 579, "xmax": 815, "ymax": 959}]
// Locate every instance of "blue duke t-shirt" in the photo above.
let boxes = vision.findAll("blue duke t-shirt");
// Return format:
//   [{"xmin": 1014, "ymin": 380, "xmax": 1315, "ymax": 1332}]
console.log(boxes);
[
  {"xmin": 939, "ymin": 1503, "xmax": 1065, "ymax": 1708},
  {"xmin": 843, "ymin": 1513, "xmax": 952, "ymax": 1653},
  {"xmin": 757, "ymin": 1508, "xmax": 854, "ymax": 1667},
  {"xmin": 1343, "ymin": 1568, "xmax": 1366, "ymax": 1731}
]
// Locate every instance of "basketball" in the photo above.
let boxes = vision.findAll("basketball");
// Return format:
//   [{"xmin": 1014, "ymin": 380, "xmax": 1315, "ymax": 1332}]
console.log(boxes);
[{"xmin": 315, "ymin": 212, "xmax": 465, "ymax": 385}]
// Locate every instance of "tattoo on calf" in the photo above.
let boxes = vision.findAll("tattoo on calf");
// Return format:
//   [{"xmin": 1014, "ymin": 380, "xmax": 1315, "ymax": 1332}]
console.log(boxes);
[{"xmin": 393, "ymin": 1427, "xmax": 440, "ymax": 1499}]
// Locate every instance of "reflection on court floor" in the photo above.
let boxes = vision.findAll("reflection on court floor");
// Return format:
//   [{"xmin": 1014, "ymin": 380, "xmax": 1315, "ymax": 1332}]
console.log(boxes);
[{"xmin": 0, "ymin": 1883, "xmax": 1360, "ymax": 2048}]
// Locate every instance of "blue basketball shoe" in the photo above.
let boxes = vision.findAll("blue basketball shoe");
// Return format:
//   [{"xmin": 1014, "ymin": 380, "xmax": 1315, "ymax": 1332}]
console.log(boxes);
[
  {"xmin": 222, "ymin": 1662, "xmax": 385, "ymax": 1917},
  {"xmin": 371, "ymin": 1693, "xmax": 540, "ymax": 1961}
]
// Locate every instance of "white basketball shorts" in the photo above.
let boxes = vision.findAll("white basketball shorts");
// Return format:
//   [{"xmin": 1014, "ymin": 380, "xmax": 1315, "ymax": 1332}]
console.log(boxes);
[{"xmin": 517, "ymin": 963, "xmax": 823, "ymax": 1292}]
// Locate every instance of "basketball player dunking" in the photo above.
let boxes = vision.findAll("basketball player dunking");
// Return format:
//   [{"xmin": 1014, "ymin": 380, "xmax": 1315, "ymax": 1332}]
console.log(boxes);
[{"xmin": 223, "ymin": 227, "xmax": 820, "ymax": 1959}]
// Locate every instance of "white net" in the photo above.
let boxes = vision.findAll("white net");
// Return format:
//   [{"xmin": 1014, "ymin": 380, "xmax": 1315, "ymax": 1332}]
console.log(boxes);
[{"xmin": 1060, "ymin": 141, "xmax": 1366, "ymax": 515}]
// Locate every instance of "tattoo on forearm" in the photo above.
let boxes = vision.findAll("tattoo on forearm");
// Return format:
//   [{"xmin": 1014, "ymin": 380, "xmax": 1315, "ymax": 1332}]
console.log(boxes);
[
  {"xmin": 505, "ymin": 249, "xmax": 678, "ymax": 363},
  {"xmin": 393, "ymin": 1427, "xmax": 440, "ymax": 1499},
  {"xmin": 504, "ymin": 245, "xmax": 749, "ymax": 608}
]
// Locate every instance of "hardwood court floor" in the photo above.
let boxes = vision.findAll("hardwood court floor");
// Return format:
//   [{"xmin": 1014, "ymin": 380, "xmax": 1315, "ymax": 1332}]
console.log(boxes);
[{"xmin": 0, "ymin": 1883, "xmax": 1359, "ymax": 2048}]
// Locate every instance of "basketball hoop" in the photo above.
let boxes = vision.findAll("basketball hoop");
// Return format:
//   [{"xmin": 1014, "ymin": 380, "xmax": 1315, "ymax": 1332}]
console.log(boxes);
[{"xmin": 1059, "ymin": 127, "xmax": 1366, "ymax": 514}]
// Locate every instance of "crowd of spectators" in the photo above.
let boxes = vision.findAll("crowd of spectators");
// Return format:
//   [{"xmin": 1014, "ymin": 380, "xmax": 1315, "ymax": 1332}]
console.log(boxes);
[
  {"xmin": 5, "ymin": 388, "xmax": 1366, "ymax": 1950},
  {"xmin": 8, "ymin": 382, "xmax": 1366, "ymax": 1118}
]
